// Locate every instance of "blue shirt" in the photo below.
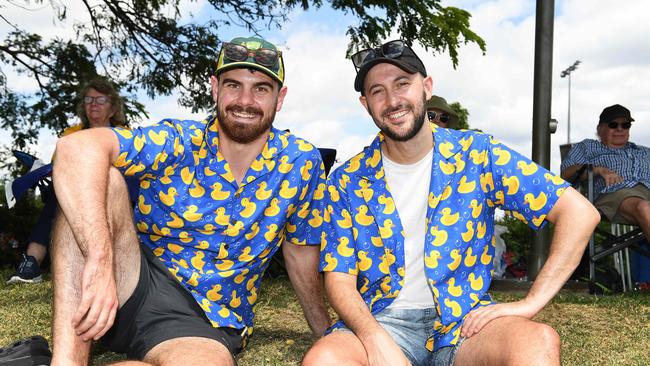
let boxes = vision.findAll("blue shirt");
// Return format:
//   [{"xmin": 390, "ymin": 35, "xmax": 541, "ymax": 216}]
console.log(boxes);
[
  {"xmin": 112, "ymin": 116, "xmax": 325, "ymax": 336},
  {"xmin": 561, "ymin": 139, "xmax": 650, "ymax": 199},
  {"xmin": 320, "ymin": 124, "xmax": 569, "ymax": 351}
]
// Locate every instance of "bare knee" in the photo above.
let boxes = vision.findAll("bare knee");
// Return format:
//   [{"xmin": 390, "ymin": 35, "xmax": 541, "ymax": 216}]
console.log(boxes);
[
  {"xmin": 511, "ymin": 323, "xmax": 560, "ymax": 365},
  {"xmin": 636, "ymin": 200, "xmax": 650, "ymax": 220},
  {"xmin": 303, "ymin": 343, "xmax": 361, "ymax": 366}
]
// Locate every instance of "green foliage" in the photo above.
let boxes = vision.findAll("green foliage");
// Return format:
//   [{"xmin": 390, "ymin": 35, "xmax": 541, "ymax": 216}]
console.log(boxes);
[
  {"xmin": 496, "ymin": 214, "xmax": 531, "ymax": 259},
  {"xmin": 449, "ymin": 101, "xmax": 470, "ymax": 130},
  {"xmin": 1, "ymin": 0, "xmax": 485, "ymax": 149},
  {"xmin": 0, "ymin": 185, "xmax": 43, "ymax": 266}
]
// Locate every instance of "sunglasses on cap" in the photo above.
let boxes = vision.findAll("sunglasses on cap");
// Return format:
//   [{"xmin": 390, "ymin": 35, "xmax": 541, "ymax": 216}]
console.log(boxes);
[
  {"xmin": 351, "ymin": 40, "xmax": 410, "ymax": 70},
  {"xmin": 83, "ymin": 96, "xmax": 110, "ymax": 105},
  {"xmin": 427, "ymin": 111, "xmax": 450, "ymax": 124},
  {"xmin": 222, "ymin": 42, "xmax": 281, "ymax": 68},
  {"xmin": 607, "ymin": 121, "xmax": 632, "ymax": 130}
]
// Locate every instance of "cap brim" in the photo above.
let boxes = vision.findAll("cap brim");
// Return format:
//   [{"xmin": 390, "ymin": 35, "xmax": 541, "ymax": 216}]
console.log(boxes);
[
  {"xmin": 354, "ymin": 57, "xmax": 420, "ymax": 92},
  {"xmin": 217, "ymin": 61, "xmax": 283, "ymax": 85}
]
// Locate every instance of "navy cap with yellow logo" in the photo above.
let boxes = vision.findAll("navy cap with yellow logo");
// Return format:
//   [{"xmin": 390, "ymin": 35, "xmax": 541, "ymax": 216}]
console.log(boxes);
[{"xmin": 216, "ymin": 36, "xmax": 285, "ymax": 85}]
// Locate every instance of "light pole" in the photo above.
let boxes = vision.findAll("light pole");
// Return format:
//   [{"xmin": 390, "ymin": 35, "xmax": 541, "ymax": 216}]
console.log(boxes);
[{"xmin": 560, "ymin": 60, "xmax": 581, "ymax": 144}]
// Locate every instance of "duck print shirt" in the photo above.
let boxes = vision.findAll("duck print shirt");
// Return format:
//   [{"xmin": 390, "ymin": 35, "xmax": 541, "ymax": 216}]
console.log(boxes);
[
  {"xmin": 111, "ymin": 115, "xmax": 326, "ymax": 336},
  {"xmin": 320, "ymin": 123, "xmax": 569, "ymax": 351}
]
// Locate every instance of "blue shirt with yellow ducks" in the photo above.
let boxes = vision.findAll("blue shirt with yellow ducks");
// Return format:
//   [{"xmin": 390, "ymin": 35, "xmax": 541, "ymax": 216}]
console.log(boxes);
[
  {"xmin": 112, "ymin": 115, "xmax": 326, "ymax": 336},
  {"xmin": 320, "ymin": 123, "xmax": 569, "ymax": 351}
]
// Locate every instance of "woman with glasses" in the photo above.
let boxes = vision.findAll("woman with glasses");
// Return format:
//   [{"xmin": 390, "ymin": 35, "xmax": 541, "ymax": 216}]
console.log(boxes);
[{"xmin": 6, "ymin": 78, "xmax": 129, "ymax": 285}]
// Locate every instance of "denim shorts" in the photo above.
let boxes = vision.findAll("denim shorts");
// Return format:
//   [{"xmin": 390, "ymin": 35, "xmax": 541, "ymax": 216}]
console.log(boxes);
[{"xmin": 337, "ymin": 307, "xmax": 463, "ymax": 366}]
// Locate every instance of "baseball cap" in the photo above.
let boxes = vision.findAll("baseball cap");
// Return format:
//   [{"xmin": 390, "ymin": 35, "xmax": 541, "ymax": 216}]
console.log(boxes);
[
  {"xmin": 353, "ymin": 40, "xmax": 427, "ymax": 93},
  {"xmin": 216, "ymin": 36, "xmax": 285, "ymax": 85},
  {"xmin": 426, "ymin": 95, "xmax": 459, "ymax": 127},
  {"xmin": 598, "ymin": 104, "xmax": 634, "ymax": 124}
]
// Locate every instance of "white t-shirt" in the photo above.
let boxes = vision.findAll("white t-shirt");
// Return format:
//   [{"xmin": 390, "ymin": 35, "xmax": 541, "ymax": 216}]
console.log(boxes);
[{"xmin": 382, "ymin": 148, "xmax": 435, "ymax": 309}]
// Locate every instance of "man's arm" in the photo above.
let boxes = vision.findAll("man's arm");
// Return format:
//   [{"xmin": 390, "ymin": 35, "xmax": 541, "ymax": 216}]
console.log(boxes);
[
  {"xmin": 461, "ymin": 187, "xmax": 599, "ymax": 337},
  {"xmin": 52, "ymin": 128, "xmax": 121, "ymax": 341},
  {"xmin": 324, "ymin": 272, "xmax": 411, "ymax": 366},
  {"xmin": 282, "ymin": 242, "xmax": 331, "ymax": 336},
  {"xmin": 561, "ymin": 164, "xmax": 623, "ymax": 186}
]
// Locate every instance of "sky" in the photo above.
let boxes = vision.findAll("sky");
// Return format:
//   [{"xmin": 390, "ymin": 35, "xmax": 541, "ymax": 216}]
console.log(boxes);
[{"xmin": 2, "ymin": 0, "xmax": 649, "ymax": 175}]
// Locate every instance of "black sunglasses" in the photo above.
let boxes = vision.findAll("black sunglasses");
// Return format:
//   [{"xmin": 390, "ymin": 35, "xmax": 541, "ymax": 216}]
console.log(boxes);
[
  {"xmin": 222, "ymin": 42, "xmax": 280, "ymax": 68},
  {"xmin": 351, "ymin": 40, "xmax": 409, "ymax": 70},
  {"xmin": 607, "ymin": 121, "xmax": 632, "ymax": 130},
  {"xmin": 427, "ymin": 111, "xmax": 450, "ymax": 124},
  {"xmin": 83, "ymin": 96, "xmax": 110, "ymax": 105}
]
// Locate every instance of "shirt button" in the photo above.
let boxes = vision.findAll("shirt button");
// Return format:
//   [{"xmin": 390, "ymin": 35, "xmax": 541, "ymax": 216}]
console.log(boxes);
[{"xmin": 235, "ymin": 192, "xmax": 241, "ymax": 198}]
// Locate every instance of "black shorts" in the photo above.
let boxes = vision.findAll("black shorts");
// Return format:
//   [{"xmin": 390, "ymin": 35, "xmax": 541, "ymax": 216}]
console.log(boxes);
[{"xmin": 101, "ymin": 247, "xmax": 244, "ymax": 359}]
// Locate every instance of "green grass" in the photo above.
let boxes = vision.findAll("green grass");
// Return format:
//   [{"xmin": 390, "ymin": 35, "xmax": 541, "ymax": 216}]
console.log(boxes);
[{"xmin": 1, "ymin": 269, "xmax": 649, "ymax": 365}]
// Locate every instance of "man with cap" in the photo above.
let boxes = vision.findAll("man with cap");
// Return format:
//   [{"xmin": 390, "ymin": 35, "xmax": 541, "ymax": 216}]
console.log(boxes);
[
  {"xmin": 426, "ymin": 95, "xmax": 458, "ymax": 129},
  {"xmin": 303, "ymin": 40, "xmax": 599, "ymax": 366},
  {"xmin": 50, "ymin": 36, "xmax": 330, "ymax": 365},
  {"xmin": 561, "ymin": 104, "xmax": 650, "ymax": 240}
]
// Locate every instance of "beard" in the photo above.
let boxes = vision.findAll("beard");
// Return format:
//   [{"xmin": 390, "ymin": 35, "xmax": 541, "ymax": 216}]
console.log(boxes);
[
  {"xmin": 368, "ymin": 92, "xmax": 427, "ymax": 142},
  {"xmin": 216, "ymin": 102, "xmax": 276, "ymax": 144}
]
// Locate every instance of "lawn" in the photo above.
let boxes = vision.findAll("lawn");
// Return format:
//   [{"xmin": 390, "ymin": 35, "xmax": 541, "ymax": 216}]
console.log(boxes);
[{"xmin": 1, "ymin": 269, "xmax": 649, "ymax": 366}]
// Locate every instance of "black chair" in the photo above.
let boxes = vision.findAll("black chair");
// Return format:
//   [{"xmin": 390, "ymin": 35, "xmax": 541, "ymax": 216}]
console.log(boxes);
[{"xmin": 560, "ymin": 143, "xmax": 650, "ymax": 292}]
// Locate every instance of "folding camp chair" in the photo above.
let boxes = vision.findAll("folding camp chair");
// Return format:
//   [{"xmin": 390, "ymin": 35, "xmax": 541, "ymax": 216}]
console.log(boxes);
[{"xmin": 560, "ymin": 144, "xmax": 650, "ymax": 293}]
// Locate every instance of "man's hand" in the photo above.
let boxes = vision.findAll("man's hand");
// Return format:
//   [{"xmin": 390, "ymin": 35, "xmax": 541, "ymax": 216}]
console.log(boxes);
[
  {"xmin": 362, "ymin": 330, "xmax": 412, "ymax": 366},
  {"xmin": 594, "ymin": 166, "xmax": 624, "ymax": 186},
  {"xmin": 460, "ymin": 300, "xmax": 537, "ymax": 338},
  {"xmin": 71, "ymin": 257, "xmax": 118, "ymax": 342}
]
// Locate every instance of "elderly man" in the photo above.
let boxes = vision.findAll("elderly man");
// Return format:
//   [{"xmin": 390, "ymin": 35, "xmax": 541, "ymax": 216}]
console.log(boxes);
[
  {"xmin": 303, "ymin": 40, "xmax": 599, "ymax": 366},
  {"xmin": 51, "ymin": 36, "xmax": 330, "ymax": 365},
  {"xmin": 561, "ymin": 104, "xmax": 650, "ymax": 240},
  {"xmin": 426, "ymin": 95, "xmax": 458, "ymax": 129}
]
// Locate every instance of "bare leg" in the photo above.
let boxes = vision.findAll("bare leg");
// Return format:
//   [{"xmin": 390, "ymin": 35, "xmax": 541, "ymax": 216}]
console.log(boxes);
[
  {"xmin": 51, "ymin": 168, "xmax": 141, "ymax": 366},
  {"xmin": 454, "ymin": 316, "xmax": 560, "ymax": 366},
  {"xmin": 302, "ymin": 331, "xmax": 369, "ymax": 366},
  {"xmin": 617, "ymin": 197, "xmax": 650, "ymax": 240},
  {"xmin": 26, "ymin": 242, "xmax": 48, "ymax": 265},
  {"xmin": 108, "ymin": 337, "xmax": 235, "ymax": 366}
]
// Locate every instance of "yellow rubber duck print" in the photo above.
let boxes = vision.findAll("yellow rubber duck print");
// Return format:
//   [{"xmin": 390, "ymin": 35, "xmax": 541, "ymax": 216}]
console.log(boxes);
[
  {"xmin": 336, "ymin": 209, "xmax": 353, "ymax": 229},
  {"xmin": 153, "ymin": 247, "xmax": 165, "ymax": 256},
  {"xmin": 148, "ymin": 129, "xmax": 169, "ymax": 146},
  {"xmin": 199, "ymin": 298, "xmax": 212, "ymax": 313},
  {"xmin": 279, "ymin": 180, "xmax": 297, "ymax": 199},
  {"xmin": 377, "ymin": 194, "xmax": 395, "ymax": 214},
  {"xmin": 468, "ymin": 273, "xmax": 484, "ymax": 291},
  {"xmin": 469, "ymin": 199, "xmax": 483, "ymax": 218},
  {"xmin": 439, "ymin": 141, "xmax": 454, "ymax": 157},
  {"xmin": 493, "ymin": 146, "xmax": 511, "ymax": 165},
  {"xmin": 210, "ymin": 182, "xmax": 230, "ymax": 200},
  {"xmin": 441, "ymin": 185, "xmax": 453, "ymax": 201},
  {"xmin": 183, "ymin": 205, "xmax": 203, "ymax": 222},
  {"xmin": 300, "ymin": 160, "xmax": 313, "ymax": 181},
  {"xmin": 480, "ymin": 172, "xmax": 494, "ymax": 193},
  {"xmin": 380, "ymin": 277, "xmax": 392, "ymax": 293},
  {"xmin": 245, "ymin": 222, "xmax": 260, "ymax": 240},
  {"xmin": 296, "ymin": 139, "xmax": 313, "ymax": 152},
  {"xmin": 124, "ymin": 162, "xmax": 145, "ymax": 176},
  {"xmin": 172, "ymin": 258, "xmax": 189, "ymax": 269},
  {"xmin": 115, "ymin": 128, "xmax": 133, "ymax": 139},
  {"xmin": 240, "ymin": 198, "xmax": 257, "ymax": 218},
  {"xmin": 447, "ymin": 249, "xmax": 462, "ymax": 271},
  {"xmin": 502, "ymin": 175, "xmax": 520, "ymax": 195},
  {"xmin": 323, "ymin": 253, "xmax": 338, "ymax": 271},
  {"xmin": 308, "ymin": 209, "xmax": 324, "ymax": 228},
  {"xmin": 336, "ymin": 237, "xmax": 354, "ymax": 257},
  {"xmin": 194, "ymin": 240, "xmax": 210, "ymax": 250},
  {"xmin": 470, "ymin": 293, "xmax": 480, "ymax": 307},
  {"xmin": 206, "ymin": 284, "xmax": 223, "ymax": 301},
  {"xmin": 444, "ymin": 298, "xmax": 462, "ymax": 317},
  {"xmin": 264, "ymin": 198, "xmax": 281, "ymax": 217},
  {"xmin": 134, "ymin": 134, "xmax": 146, "ymax": 152},
  {"xmin": 255, "ymin": 181, "xmax": 273, "ymax": 201},
  {"xmin": 358, "ymin": 251, "xmax": 373, "ymax": 271},
  {"xmin": 190, "ymin": 251, "xmax": 206, "ymax": 273},
  {"xmin": 344, "ymin": 155, "xmax": 362, "ymax": 173},
  {"xmin": 425, "ymin": 250, "xmax": 441, "ymax": 268},
  {"xmin": 234, "ymin": 268, "xmax": 250, "ymax": 284},
  {"xmin": 447, "ymin": 277, "xmax": 463, "ymax": 297},
  {"xmin": 152, "ymin": 150, "xmax": 168, "ymax": 171},
  {"xmin": 152, "ymin": 224, "xmax": 171, "ymax": 237},
  {"xmin": 187, "ymin": 271, "xmax": 200, "ymax": 287},
  {"xmin": 469, "ymin": 149, "xmax": 487, "ymax": 166},
  {"xmin": 461, "ymin": 221, "xmax": 474, "ymax": 242},
  {"xmin": 517, "ymin": 160, "xmax": 539, "ymax": 176},
  {"xmin": 480, "ymin": 245, "xmax": 492, "ymax": 265},
  {"xmin": 165, "ymin": 211, "xmax": 184, "ymax": 228},
  {"xmin": 476, "ymin": 221, "xmax": 487, "ymax": 239},
  {"xmin": 238, "ymin": 246, "xmax": 254, "ymax": 262},
  {"xmin": 225, "ymin": 220, "xmax": 245, "ymax": 237},
  {"xmin": 544, "ymin": 172, "xmax": 565, "ymax": 185},
  {"xmin": 370, "ymin": 236, "xmax": 383, "ymax": 247},
  {"xmin": 354, "ymin": 206, "xmax": 374, "ymax": 226},
  {"xmin": 459, "ymin": 135, "xmax": 474, "ymax": 151},
  {"xmin": 440, "ymin": 208, "xmax": 460, "ymax": 226},
  {"xmin": 367, "ymin": 149, "xmax": 381, "ymax": 168},
  {"xmin": 430, "ymin": 226, "xmax": 448, "ymax": 246},
  {"xmin": 138, "ymin": 196, "xmax": 151, "ymax": 215},
  {"xmin": 189, "ymin": 179, "xmax": 205, "ymax": 198},
  {"xmin": 218, "ymin": 305, "xmax": 231, "ymax": 318},
  {"xmin": 230, "ymin": 290, "xmax": 241, "ymax": 308},
  {"xmin": 464, "ymin": 246, "xmax": 477, "ymax": 267},
  {"xmin": 524, "ymin": 192, "xmax": 548, "ymax": 211},
  {"xmin": 114, "ymin": 151, "xmax": 132, "ymax": 168},
  {"xmin": 454, "ymin": 154, "xmax": 465, "ymax": 173},
  {"xmin": 439, "ymin": 160, "xmax": 455, "ymax": 175},
  {"xmin": 278, "ymin": 155, "xmax": 294, "ymax": 173},
  {"xmin": 264, "ymin": 224, "xmax": 278, "ymax": 242},
  {"xmin": 378, "ymin": 219, "xmax": 395, "ymax": 238},
  {"xmin": 215, "ymin": 259, "xmax": 234, "ymax": 271},
  {"xmin": 159, "ymin": 187, "xmax": 178, "ymax": 207},
  {"xmin": 377, "ymin": 250, "xmax": 396, "ymax": 274},
  {"xmin": 360, "ymin": 277, "xmax": 370, "ymax": 294},
  {"xmin": 204, "ymin": 165, "xmax": 216, "ymax": 176},
  {"xmin": 214, "ymin": 207, "xmax": 230, "ymax": 226},
  {"xmin": 458, "ymin": 176, "xmax": 476, "ymax": 194}
]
